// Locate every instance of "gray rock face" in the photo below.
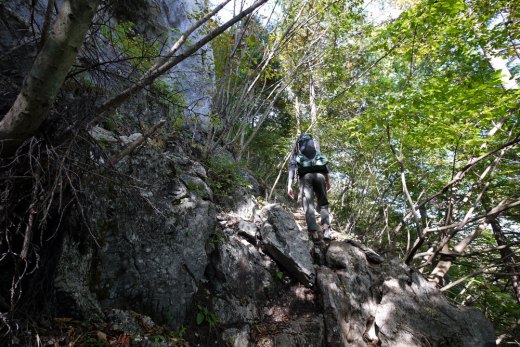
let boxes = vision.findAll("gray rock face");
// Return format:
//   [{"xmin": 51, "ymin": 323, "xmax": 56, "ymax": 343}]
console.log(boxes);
[
  {"xmin": 318, "ymin": 241, "xmax": 496, "ymax": 347},
  {"xmin": 237, "ymin": 219, "xmax": 258, "ymax": 244},
  {"xmin": 266, "ymin": 315, "xmax": 325, "ymax": 347},
  {"xmin": 375, "ymin": 272, "xmax": 495, "ymax": 347},
  {"xmin": 0, "ymin": 0, "xmax": 214, "ymax": 125},
  {"xmin": 209, "ymin": 203, "xmax": 494, "ymax": 346},
  {"xmin": 53, "ymin": 237, "xmax": 104, "ymax": 321},
  {"xmin": 111, "ymin": 0, "xmax": 214, "ymax": 119},
  {"xmin": 214, "ymin": 166, "xmax": 261, "ymax": 221},
  {"xmin": 50, "ymin": 175, "xmax": 496, "ymax": 346},
  {"xmin": 208, "ymin": 233, "xmax": 274, "ymax": 307},
  {"xmin": 318, "ymin": 242, "xmax": 375, "ymax": 346},
  {"xmin": 197, "ymin": 210, "xmax": 323, "ymax": 347},
  {"xmin": 218, "ymin": 186, "xmax": 259, "ymax": 220},
  {"xmin": 54, "ymin": 146, "xmax": 215, "ymax": 328},
  {"xmin": 258, "ymin": 204, "xmax": 316, "ymax": 287}
]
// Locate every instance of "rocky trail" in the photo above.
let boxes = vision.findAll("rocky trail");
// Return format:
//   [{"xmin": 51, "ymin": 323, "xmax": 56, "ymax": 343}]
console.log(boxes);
[
  {"xmin": 14, "ymin": 142, "xmax": 496, "ymax": 347},
  {"xmin": 179, "ymin": 204, "xmax": 494, "ymax": 346}
]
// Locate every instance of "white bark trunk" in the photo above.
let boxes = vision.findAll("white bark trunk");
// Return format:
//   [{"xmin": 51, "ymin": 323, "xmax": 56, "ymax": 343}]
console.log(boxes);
[
  {"xmin": 0, "ymin": 0, "xmax": 100, "ymax": 155},
  {"xmin": 486, "ymin": 51, "xmax": 518, "ymax": 90}
]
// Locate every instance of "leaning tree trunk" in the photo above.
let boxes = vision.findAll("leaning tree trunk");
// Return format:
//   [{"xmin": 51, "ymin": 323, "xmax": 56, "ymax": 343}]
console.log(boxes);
[
  {"xmin": 308, "ymin": 70, "xmax": 320, "ymax": 150},
  {"xmin": 428, "ymin": 221, "xmax": 488, "ymax": 286},
  {"xmin": 0, "ymin": 0, "xmax": 100, "ymax": 155},
  {"xmin": 489, "ymin": 217, "xmax": 520, "ymax": 304}
]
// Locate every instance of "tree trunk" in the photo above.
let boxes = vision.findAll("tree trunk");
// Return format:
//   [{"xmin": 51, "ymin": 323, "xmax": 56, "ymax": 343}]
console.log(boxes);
[
  {"xmin": 489, "ymin": 217, "xmax": 520, "ymax": 304},
  {"xmin": 0, "ymin": 0, "xmax": 100, "ymax": 155},
  {"xmin": 308, "ymin": 70, "xmax": 319, "ymax": 149},
  {"xmin": 428, "ymin": 221, "xmax": 488, "ymax": 286}
]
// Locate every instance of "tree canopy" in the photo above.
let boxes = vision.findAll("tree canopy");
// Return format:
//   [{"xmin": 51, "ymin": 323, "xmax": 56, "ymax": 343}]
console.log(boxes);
[{"xmin": 232, "ymin": 0, "xmax": 519, "ymax": 341}]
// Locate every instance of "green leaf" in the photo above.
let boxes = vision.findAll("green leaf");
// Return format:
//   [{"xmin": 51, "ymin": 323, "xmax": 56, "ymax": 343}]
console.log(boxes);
[{"xmin": 196, "ymin": 312, "xmax": 205, "ymax": 325}]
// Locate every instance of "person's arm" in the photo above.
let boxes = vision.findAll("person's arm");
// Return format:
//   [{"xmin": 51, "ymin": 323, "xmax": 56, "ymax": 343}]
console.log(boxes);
[
  {"xmin": 288, "ymin": 153, "xmax": 297, "ymax": 199},
  {"xmin": 287, "ymin": 178, "xmax": 295, "ymax": 199}
]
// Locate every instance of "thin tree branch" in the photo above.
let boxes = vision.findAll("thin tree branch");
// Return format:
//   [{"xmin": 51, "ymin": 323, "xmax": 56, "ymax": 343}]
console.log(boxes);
[
  {"xmin": 440, "ymin": 267, "xmax": 492, "ymax": 292},
  {"xmin": 98, "ymin": 0, "xmax": 268, "ymax": 115},
  {"xmin": 109, "ymin": 119, "xmax": 166, "ymax": 166},
  {"xmin": 396, "ymin": 132, "xmax": 520, "ymax": 240},
  {"xmin": 424, "ymin": 200, "xmax": 520, "ymax": 234},
  {"xmin": 20, "ymin": 166, "xmax": 41, "ymax": 260}
]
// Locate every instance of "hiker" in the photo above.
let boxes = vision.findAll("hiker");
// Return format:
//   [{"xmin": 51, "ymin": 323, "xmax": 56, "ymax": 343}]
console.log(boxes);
[{"xmin": 287, "ymin": 133, "xmax": 332, "ymax": 241}]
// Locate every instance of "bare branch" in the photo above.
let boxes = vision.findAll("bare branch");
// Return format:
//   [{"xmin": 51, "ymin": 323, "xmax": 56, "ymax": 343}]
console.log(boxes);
[
  {"xmin": 441, "ymin": 248, "xmax": 520, "ymax": 292},
  {"xmin": 414, "ymin": 242, "xmax": 520, "ymax": 259},
  {"xmin": 98, "ymin": 0, "xmax": 268, "ymax": 115},
  {"xmin": 109, "ymin": 119, "xmax": 166, "ymax": 166},
  {"xmin": 151, "ymin": 0, "xmax": 232, "ymax": 72},
  {"xmin": 496, "ymin": 318, "xmax": 520, "ymax": 345},
  {"xmin": 424, "ymin": 200, "xmax": 520, "ymax": 234},
  {"xmin": 397, "ymin": 132, "xmax": 520, "ymax": 235},
  {"xmin": 440, "ymin": 265, "xmax": 495, "ymax": 292}
]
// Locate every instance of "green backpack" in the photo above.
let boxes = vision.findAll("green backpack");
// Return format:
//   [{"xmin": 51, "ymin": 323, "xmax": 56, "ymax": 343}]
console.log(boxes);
[{"xmin": 295, "ymin": 133, "xmax": 328, "ymax": 173}]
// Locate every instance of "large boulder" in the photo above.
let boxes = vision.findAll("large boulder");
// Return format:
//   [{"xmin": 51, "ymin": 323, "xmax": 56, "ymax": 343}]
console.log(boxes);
[
  {"xmin": 258, "ymin": 204, "xmax": 316, "ymax": 287},
  {"xmin": 318, "ymin": 241, "xmax": 496, "ymax": 347},
  {"xmin": 374, "ymin": 267, "xmax": 495, "ymax": 347},
  {"xmin": 206, "ymin": 232, "xmax": 275, "ymax": 324},
  {"xmin": 195, "ymin": 213, "xmax": 323, "ymax": 347}
]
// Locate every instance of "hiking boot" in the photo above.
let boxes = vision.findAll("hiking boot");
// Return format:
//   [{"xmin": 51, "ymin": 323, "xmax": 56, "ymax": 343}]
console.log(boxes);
[
  {"xmin": 322, "ymin": 224, "xmax": 333, "ymax": 241},
  {"xmin": 309, "ymin": 230, "xmax": 321, "ymax": 242}
]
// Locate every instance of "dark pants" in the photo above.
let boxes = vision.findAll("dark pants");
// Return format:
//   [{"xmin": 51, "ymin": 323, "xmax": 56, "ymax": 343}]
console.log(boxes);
[{"xmin": 299, "ymin": 172, "xmax": 329, "ymax": 232}]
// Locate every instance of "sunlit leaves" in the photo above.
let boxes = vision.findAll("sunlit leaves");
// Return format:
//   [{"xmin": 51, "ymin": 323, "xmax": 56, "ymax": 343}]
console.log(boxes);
[
  {"xmin": 305, "ymin": 0, "xmax": 519, "ymax": 340},
  {"xmin": 253, "ymin": 0, "xmax": 519, "ymax": 339},
  {"xmin": 100, "ymin": 21, "xmax": 162, "ymax": 72}
]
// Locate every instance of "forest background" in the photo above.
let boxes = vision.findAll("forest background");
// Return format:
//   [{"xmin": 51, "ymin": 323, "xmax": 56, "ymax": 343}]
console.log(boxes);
[
  {"xmin": 0, "ymin": 0, "xmax": 518, "ymax": 344},
  {"xmin": 213, "ymin": 0, "xmax": 520, "ymax": 341},
  {"xmin": 209, "ymin": 0, "xmax": 520, "ymax": 340}
]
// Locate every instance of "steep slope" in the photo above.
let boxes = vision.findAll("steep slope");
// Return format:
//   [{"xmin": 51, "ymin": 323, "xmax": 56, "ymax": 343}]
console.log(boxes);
[
  {"xmin": 0, "ymin": 1, "xmax": 500, "ymax": 345},
  {"xmin": 43, "ymin": 138, "xmax": 494, "ymax": 347}
]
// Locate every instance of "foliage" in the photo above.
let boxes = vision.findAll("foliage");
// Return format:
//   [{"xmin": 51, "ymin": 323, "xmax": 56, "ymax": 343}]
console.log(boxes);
[
  {"xmin": 273, "ymin": 271, "xmax": 285, "ymax": 282},
  {"xmin": 100, "ymin": 20, "xmax": 162, "ymax": 73},
  {"xmin": 209, "ymin": 13, "xmax": 292, "ymax": 160},
  {"xmin": 263, "ymin": 0, "xmax": 520, "ymax": 341},
  {"xmin": 174, "ymin": 324, "xmax": 187, "ymax": 338},
  {"xmin": 205, "ymin": 156, "xmax": 250, "ymax": 196},
  {"xmin": 196, "ymin": 305, "xmax": 218, "ymax": 329},
  {"xmin": 99, "ymin": 20, "xmax": 187, "ymax": 126},
  {"xmin": 243, "ymin": 113, "xmax": 294, "ymax": 183}
]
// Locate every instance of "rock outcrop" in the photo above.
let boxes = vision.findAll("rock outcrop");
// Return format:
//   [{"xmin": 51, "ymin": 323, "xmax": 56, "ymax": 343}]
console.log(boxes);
[
  {"xmin": 54, "ymin": 145, "xmax": 215, "ymax": 328},
  {"xmin": 197, "ymin": 203, "xmax": 496, "ymax": 347},
  {"xmin": 259, "ymin": 204, "xmax": 316, "ymax": 287},
  {"xmin": 46, "ymin": 134, "xmax": 495, "ymax": 346},
  {"xmin": 318, "ymin": 242, "xmax": 495, "ymax": 347},
  {"xmin": 6, "ymin": 134, "xmax": 496, "ymax": 346}
]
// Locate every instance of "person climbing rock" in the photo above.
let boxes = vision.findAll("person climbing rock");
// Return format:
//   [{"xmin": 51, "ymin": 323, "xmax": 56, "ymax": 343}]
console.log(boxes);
[{"xmin": 287, "ymin": 133, "xmax": 333, "ymax": 241}]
